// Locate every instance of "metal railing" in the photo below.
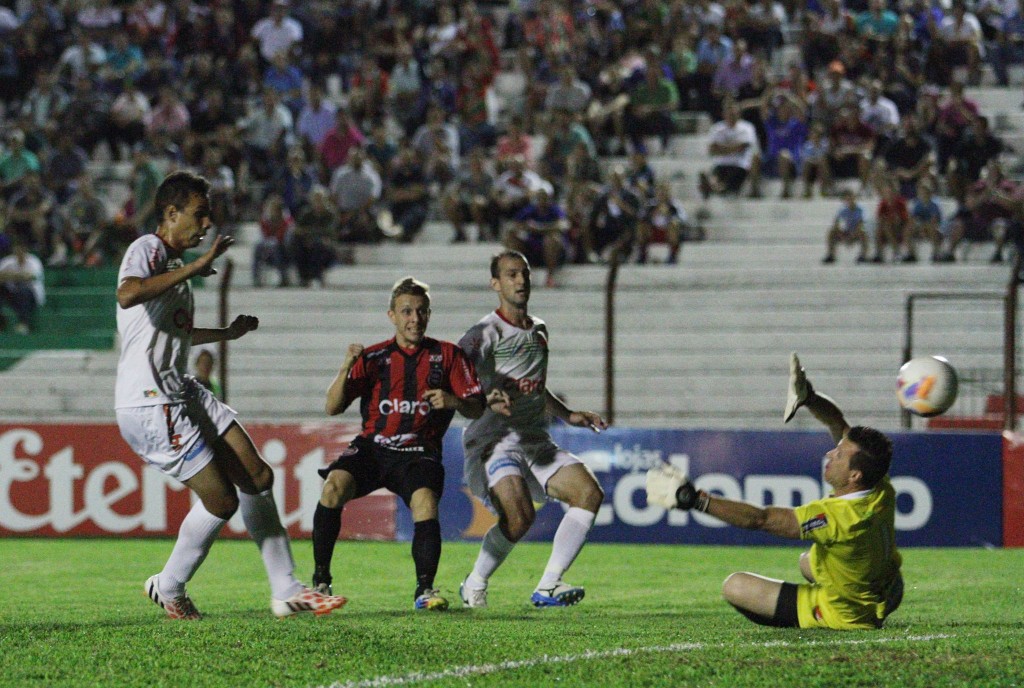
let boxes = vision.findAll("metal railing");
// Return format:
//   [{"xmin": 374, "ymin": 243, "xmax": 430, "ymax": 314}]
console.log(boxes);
[
  {"xmin": 901, "ymin": 255, "xmax": 1022, "ymax": 430},
  {"xmin": 217, "ymin": 258, "xmax": 235, "ymax": 403}
]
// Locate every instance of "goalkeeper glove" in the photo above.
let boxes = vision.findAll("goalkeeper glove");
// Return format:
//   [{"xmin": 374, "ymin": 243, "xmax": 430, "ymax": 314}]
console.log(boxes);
[
  {"xmin": 783, "ymin": 352, "xmax": 815, "ymax": 423},
  {"xmin": 645, "ymin": 465, "xmax": 709, "ymax": 511}
]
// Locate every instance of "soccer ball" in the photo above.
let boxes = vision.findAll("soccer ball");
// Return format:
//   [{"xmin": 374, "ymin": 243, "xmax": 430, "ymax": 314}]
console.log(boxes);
[{"xmin": 896, "ymin": 356, "xmax": 959, "ymax": 417}]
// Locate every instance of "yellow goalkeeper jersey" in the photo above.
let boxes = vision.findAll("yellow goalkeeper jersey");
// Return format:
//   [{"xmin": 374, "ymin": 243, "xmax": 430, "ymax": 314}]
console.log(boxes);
[{"xmin": 792, "ymin": 477, "xmax": 904, "ymax": 630}]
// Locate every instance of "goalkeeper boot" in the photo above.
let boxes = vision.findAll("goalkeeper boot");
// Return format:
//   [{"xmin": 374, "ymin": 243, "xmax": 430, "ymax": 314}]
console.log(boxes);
[
  {"xmin": 271, "ymin": 587, "xmax": 348, "ymax": 618},
  {"xmin": 459, "ymin": 576, "xmax": 488, "ymax": 609},
  {"xmin": 531, "ymin": 581, "xmax": 585, "ymax": 608},
  {"xmin": 414, "ymin": 588, "xmax": 450, "ymax": 611},
  {"xmin": 145, "ymin": 574, "xmax": 202, "ymax": 620}
]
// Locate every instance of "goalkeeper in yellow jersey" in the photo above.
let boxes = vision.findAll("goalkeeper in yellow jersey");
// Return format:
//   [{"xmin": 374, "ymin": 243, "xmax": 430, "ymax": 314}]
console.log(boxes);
[{"xmin": 646, "ymin": 353, "xmax": 904, "ymax": 630}]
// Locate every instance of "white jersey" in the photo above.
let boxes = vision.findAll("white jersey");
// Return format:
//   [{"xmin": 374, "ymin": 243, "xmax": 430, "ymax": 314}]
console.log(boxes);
[
  {"xmin": 459, "ymin": 310, "xmax": 551, "ymax": 445},
  {"xmin": 115, "ymin": 234, "xmax": 195, "ymax": 409}
]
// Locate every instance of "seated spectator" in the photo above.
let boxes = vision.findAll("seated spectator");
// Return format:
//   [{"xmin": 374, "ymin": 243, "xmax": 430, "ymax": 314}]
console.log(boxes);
[
  {"xmin": 388, "ymin": 42, "xmax": 424, "ymax": 139},
  {"xmin": 585, "ymin": 168, "xmax": 642, "ymax": 265},
  {"xmin": 144, "ymin": 84, "xmax": 191, "ymax": 146},
  {"xmin": 828, "ymin": 106, "xmax": 875, "ymax": 194},
  {"xmin": 365, "ymin": 123, "xmax": 398, "ymax": 177},
  {"xmin": 506, "ymin": 188, "xmax": 570, "ymax": 288},
  {"xmin": 292, "ymin": 186, "xmax": 341, "ymax": 288},
  {"xmin": 0, "ymin": 238, "xmax": 44, "ymax": 334},
  {"xmin": 495, "ymin": 115, "xmax": 533, "ymax": 172},
  {"xmin": 859, "ymin": 80, "xmax": 900, "ymax": 147},
  {"xmin": 62, "ymin": 76, "xmax": 112, "ymax": 158},
  {"xmin": 882, "ymin": 115, "xmax": 934, "ymax": 200},
  {"xmin": 7, "ymin": 172, "xmax": 56, "ymax": 259},
  {"xmin": 713, "ymin": 39, "xmax": 755, "ymax": 106},
  {"xmin": 989, "ymin": 0, "xmax": 1024, "ymax": 87},
  {"xmin": 348, "ymin": 55, "xmax": 389, "ymax": 124},
  {"xmin": 637, "ymin": 181, "xmax": 688, "ymax": 265},
  {"xmin": 812, "ymin": 61, "xmax": 855, "ymax": 129},
  {"xmin": 800, "ymin": 123, "xmax": 832, "ymax": 198},
  {"xmin": 540, "ymin": 108, "xmax": 597, "ymax": 185},
  {"xmin": 822, "ymin": 188, "xmax": 869, "ymax": 264},
  {"xmin": 934, "ymin": 81, "xmax": 979, "ymax": 176},
  {"xmin": 198, "ymin": 146, "xmax": 237, "ymax": 233},
  {"xmin": 412, "ymin": 105, "xmax": 460, "ymax": 186},
  {"xmin": 942, "ymin": 161, "xmax": 1020, "ymax": 263},
  {"xmin": 626, "ymin": 150, "xmax": 656, "ymax": 201},
  {"xmin": 252, "ymin": 193, "xmax": 293, "ymax": 288},
  {"xmin": 902, "ymin": 181, "xmax": 944, "ymax": 263},
  {"xmin": 45, "ymin": 132, "xmax": 89, "ymax": 204},
  {"xmin": 492, "ymin": 155, "xmax": 553, "ymax": 239},
  {"xmin": 319, "ymin": 108, "xmax": 365, "ymax": 173},
  {"xmin": 946, "ymin": 115, "xmax": 1002, "ymax": 204},
  {"xmin": 329, "ymin": 146, "xmax": 382, "ymax": 244},
  {"xmin": 456, "ymin": 58, "xmax": 497, "ymax": 155},
  {"xmin": 545, "ymin": 63, "xmax": 592, "ymax": 114},
  {"xmin": 250, "ymin": 0, "xmax": 303, "ymax": 64},
  {"xmin": 874, "ymin": 177, "xmax": 908, "ymax": 263},
  {"xmin": 626, "ymin": 56, "xmax": 680, "ymax": 154},
  {"xmin": 192, "ymin": 348, "xmax": 223, "ymax": 399},
  {"xmin": 238, "ymin": 89, "xmax": 294, "ymax": 181},
  {"xmin": 263, "ymin": 50, "xmax": 304, "ymax": 115},
  {"xmin": 927, "ymin": 1, "xmax": 984, "ymax": 86},
  {"xmin": 443, "ymin": 150, "xmax": 496, "ymax": 243},
  {"xmin": 699, "ymin": 101, "xmax": 762, "ymax": 199},
  {"xmin": 0, "ymin": 129, "xmax": 41, "ymax": 200},
  {"xmin": 801, "ymin": 0, "xmax": 850, "ymax": 75},
  {"xmin": 106, "ymin": 80, "xmax": 150, "ymax": 161},
  {"xmin": 762, "ymin": 94, "xmax": 808, "ymax": 199},
  {"xmin": 855, "ymin": 0, "xmax": 899, "ymax": 48},
  {"xmin": 56, "ymin": 174, "xmax": 109, "ymax": 267},
  {"xmin": 666, "ymin": 33, "xmax": 698, "ymax": 111},
  {"xmin": 100, "ymin": 31, "xmax": 145, "ymax": 86},
  {"xmin": 693, "ymin": 23, "xmax": 734, "ymax": 115},
  {"xmin": 270, "ymin": 146, "xmax": 315, "ymax": 218},
  {"xmin": 296, "ymin": 84, "xmax": 336, "ymax": 152},
  {"xmin": 381, "ymin": 143, "xmax": 429, "ymax": 244}
]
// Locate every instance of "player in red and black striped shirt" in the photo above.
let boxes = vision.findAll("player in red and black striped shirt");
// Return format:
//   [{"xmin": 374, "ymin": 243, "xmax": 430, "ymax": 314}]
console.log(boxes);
[{"xmin": 312, "ymin": 277, "xmax": 500, "ymax": 611}]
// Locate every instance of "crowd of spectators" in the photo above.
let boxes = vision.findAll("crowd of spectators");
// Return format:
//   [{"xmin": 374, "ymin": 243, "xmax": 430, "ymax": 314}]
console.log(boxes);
[{"xmin": 0, "ymin": 0, "xmax": 1022, "ymax": 296}]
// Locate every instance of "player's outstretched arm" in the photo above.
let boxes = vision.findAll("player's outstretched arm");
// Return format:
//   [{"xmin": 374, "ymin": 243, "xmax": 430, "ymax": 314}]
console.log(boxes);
[
  {"xmin": 116, "ymin": 236, "xmax": 234, "ymax": 309},
  {"xmin": 783, "ymin": 352, "xmax": 849, "ymax": 443},
  {"xmin": 544, "ymin": 389, "xmax": 607, "ymax": 433},
  {"xmin": 192, "ymin": 314, "xmax": 259, "ymax": 345},
  {"xmin": 645, "ymin": 464, "xmax": 801, "ymax": 539},
  {"xmin": 422, "ymin": 389, "xmax": 486, "ymax": 419},
  {"xmin": 326, "ymin": 343, "xmax": 363, "ymax": 416}
]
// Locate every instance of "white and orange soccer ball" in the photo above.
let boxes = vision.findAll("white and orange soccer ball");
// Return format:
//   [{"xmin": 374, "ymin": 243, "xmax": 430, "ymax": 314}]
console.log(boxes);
[{"xmin": 896, "ymin": 356, "xmax": 959, "ymax": 417}]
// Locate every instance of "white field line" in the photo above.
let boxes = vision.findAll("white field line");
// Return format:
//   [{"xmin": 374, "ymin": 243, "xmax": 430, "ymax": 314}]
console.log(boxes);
[{"xmin": 318, "ymin": 633, "xmax": 953, "ymax": 688}]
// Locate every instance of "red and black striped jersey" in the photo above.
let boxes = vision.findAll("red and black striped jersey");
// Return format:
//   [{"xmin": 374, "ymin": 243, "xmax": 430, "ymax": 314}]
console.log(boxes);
[{"xmin": 343, "ymin": 336, "xmax": 484, "ymax": 455}]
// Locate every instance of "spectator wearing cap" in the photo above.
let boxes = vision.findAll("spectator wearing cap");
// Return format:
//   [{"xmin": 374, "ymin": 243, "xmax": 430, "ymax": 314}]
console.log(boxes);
[
  {"xmin": 813, "ymin": 61, "xmax": 855, "ymax": 128},
  {"xmin": 250, "ymin": 0, "xmax": 303, "ymax": 64}
]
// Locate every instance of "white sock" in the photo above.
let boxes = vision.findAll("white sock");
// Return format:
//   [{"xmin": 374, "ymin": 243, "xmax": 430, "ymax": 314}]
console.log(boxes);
[
  {"xmin": 160, "ymin": 500, "xmax": 226, "ymax": 596},
  {"xmin": 468, "ymin": 524, "xmax": 516, "ymax": 588},
  {"xmin": 239, "ymin": 490, "xmax": 305, "ymax": 600},
  {"xmin": 538, "ymin": 507, "xmax": 595, "ymax": 588}
]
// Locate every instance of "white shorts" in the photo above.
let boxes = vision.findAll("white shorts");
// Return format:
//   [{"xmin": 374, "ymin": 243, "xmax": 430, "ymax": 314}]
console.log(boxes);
[
  {"xmin": 116, "ymin": 381, "xmax": 237, "ymax": 482},
  {"xmin": 464, "ymin": 430, "xmax": 582, "ymax": 508}
]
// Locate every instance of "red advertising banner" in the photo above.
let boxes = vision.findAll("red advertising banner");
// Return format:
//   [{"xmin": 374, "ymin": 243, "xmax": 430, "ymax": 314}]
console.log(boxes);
[
  {"xmin": 1003, "ymin": 431, "xmax": 1024, "ymax": 547},
  {"xmin": 0, "ymin": 423, "xmax": 397, "ymax": 540}
]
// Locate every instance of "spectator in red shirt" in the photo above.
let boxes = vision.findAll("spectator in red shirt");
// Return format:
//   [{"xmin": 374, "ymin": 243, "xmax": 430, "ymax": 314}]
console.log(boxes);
[
  {"xmin": 874, "ymin": 177, "xmax": 908, "ymax": 263},
  {"xmin": 253, "ymin": 193, "xmax": 294, "ymax": 287},
  {"xmin": 319, "ymin": 108, "xmax": 366, "ymax": 173}
]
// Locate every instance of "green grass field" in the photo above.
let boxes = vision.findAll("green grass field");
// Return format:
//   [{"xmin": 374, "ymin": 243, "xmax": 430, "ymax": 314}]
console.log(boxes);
[{"xmin": 2, "ymin": 539, "xmax": 1023, "ymax": 688}]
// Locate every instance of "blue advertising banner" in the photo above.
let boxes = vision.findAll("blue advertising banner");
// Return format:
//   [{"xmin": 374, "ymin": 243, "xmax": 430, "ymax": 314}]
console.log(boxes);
[{"xmin": 396, "ymin": 427, "xmax": 1003, "ymax": 547}]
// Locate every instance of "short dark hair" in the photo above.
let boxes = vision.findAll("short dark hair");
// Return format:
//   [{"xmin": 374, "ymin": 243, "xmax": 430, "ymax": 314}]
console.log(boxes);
[
  {"xmin": 389, "ymin": 276, "xmax": 430, "ymax": 310},
  {"xmin": 154, "ymin": 170, "xmax": 211, "ymax": 224},
  {"xmin": 846, "ymin": 426, "xmax": 893, "ymax": 489},
  {"xmin": 490, "ymin": 250, "xmax": 529, "ymax": 279}
]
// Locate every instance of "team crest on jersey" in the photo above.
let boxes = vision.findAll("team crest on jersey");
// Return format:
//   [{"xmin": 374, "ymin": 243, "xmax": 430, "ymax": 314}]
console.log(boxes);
[
  {"xmin": 143, "ymin": 389, "xmax": 158, "ymax": 398},
  {"xmin": 801, "ymin": 513, "xmax": 828, "ymax": 534},
  {"xmin": 429, "ymin": 354, "xmax": 443, "ymax": 363}
]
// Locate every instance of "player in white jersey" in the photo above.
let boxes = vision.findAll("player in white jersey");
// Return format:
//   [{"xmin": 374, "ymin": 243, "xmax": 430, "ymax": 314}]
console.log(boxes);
[
  {"xmin": 458, "ymin": 250, "xmax": 607, "ymax": 608},
  {"xmin": 115, "ymin": 170, "xmax": 346, "ymax": 620}
]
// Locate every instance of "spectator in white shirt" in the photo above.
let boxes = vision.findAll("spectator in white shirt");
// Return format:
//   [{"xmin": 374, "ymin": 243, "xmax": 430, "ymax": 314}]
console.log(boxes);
[{"xmin": 250, "ymin": 0, "xmax": 303, "ymax": 64}]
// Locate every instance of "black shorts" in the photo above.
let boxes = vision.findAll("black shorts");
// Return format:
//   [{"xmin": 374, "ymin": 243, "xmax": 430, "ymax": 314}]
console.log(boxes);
[
  {"xmin": 773, "ymin": 582, "xmax": 800, "ymax": 627},
  {"xmin": 713, "ymin": 164, "xmax": 749, "ymax": 193},
  {"xmin": 318, "ymin": 436, "xmax": 445, "ymax": 507}
]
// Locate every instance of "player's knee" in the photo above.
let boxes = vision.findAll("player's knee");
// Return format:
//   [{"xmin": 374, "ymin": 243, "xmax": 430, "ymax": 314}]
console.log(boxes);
[
  {"xmin": 574, "ymin": 481, "xmax": 605, "ymax": 513},
  {"xmin": 721, "ymin": 572, "xmax": 745, "ymax": 604},
  {"xmin": 501, "ymin": 506, "xmax": 535, "ymax": 542},
  {"xmin": 249, "ymin": 462, "xmax": 274, "ymax": 493},
  {"xmin": 320, "ymin": 472, "xmax": 351, "ymax": 509},
  {"xmin": 204, "ymin": 491, "xmax": 239, "ymax": 520}
]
